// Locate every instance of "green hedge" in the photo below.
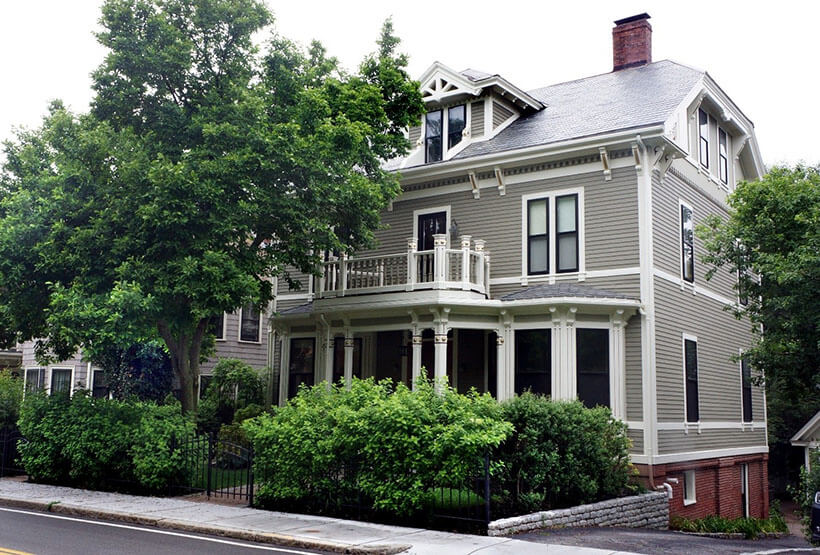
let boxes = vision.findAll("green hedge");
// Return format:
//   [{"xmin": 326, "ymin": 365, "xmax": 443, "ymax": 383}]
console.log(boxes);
[
  {"xmin": 18, "ymin": 391, "xmax": 194, "ymax": 492},
  {"xmin": 670, "ymin": 514, "xmax": 788, "ymax": 539},
  {"xmin": 244, "ymin": 378, "xmax": 512, "ymax": 516},
  {"xmin": 493, "ymin": 393, "xmax": 635, "ymax": 515}
]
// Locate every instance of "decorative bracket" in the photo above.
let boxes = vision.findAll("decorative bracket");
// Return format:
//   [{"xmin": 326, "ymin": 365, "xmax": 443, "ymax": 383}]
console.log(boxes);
[
  {"xmin": 632, "ymin": 144, "xmax": 642, "ymax": 171},
  {"xmin": 599, "ymin": 147, "xmax": 611, "ymax": 181},
  {"xmin": 494, "ymin": 167, "xmax": 506, "ymax": 196},
  {"xmin": 468, "ymin": 171, "xmax": 480, "ymax": 199}
]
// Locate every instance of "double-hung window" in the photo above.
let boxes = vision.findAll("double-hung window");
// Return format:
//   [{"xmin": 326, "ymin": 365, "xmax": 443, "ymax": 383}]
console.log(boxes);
[
  {"xmin": 680, "ymin": 202, "xmax": 694, "ymax": 283},
  {"xmin": 210, "ymin": 313, "xmax": 225, "ymax": 340},
  {"xmin": 425, "ymin": 104, "xmax": 466, "ymax": 163},
  {"xmin": 698, "ymin": 108, "xmax": 709, "ymax": 169},
  {"xmin": 50, "ymin": 368, "xmax": 72, "ymax": 395},
  {"xmin": 24, "ymin": 368, "xmax": 45, "ymax": 393},
  {"xmin": 718, "ymin": 127, "xmax": 729, "ymax": 185},
  {"xmin": 576, "ymin": 328, "xmax": 610, "ymax": 409},
  {"xmin": 684, "ymin": 336, "xmax": 699, "ymax": 423},
  {"xmin": 239, "ymin": 304, "xmax": 261, "ymax": 343},
  {"xmin": 525, "ymin": 191, "xmax": 582, "ymax": 276},
  {"xmin": 741, "ymin": 357, "xmax": 753, "ymax": 422}
]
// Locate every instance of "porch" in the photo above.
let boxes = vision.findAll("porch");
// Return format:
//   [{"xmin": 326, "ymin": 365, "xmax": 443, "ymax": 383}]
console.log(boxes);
[
  {"xmin": 274, "ymin": 284, "xmax": 641, "ymax": 420},
  {"xmin": 316, "ymin": 234, "xmax": 490, "ymax": 299}
]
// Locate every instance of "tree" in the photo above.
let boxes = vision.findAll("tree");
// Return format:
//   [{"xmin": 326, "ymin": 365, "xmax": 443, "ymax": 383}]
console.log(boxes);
[
  {"xmin": 699, "ymin": 165, "xmax": 820, "ymax": 447},
  {"xmin": 0, "ymin": 1, "xmax": 424, "ymax": 412}
]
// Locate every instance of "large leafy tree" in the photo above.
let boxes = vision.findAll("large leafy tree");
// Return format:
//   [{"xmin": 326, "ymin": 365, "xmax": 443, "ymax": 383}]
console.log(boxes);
[
  {"xmin": 0, "ymin": 0, "xmax": 424, "ymax": 412},
  {"xmin": 700, "ymin": 165, "xmax": 820, "ymax": 446}
]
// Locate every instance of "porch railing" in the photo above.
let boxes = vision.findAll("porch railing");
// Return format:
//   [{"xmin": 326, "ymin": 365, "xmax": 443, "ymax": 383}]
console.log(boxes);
[{"xmin": 318, "ymin": 234, "xmax": 490, "ymax": 298}]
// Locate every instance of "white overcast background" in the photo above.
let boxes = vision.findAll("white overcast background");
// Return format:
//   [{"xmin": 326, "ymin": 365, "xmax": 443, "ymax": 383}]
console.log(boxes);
[{"xmin": 1, "ymin": 1, "xmax": 818, "ymax": 167}]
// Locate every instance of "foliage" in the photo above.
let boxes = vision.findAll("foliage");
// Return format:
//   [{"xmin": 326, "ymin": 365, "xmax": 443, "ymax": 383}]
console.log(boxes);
[
  {"xmin": 670, "ymin": 513, "xmax": 788, "ymax": 539},
  {"xmin": 493, "ymin": 393, "xmax": 634, "ymax": 515},
  {"xmin": 0, "ymin": 0, "xmax": 425, "ymax": 412},
  {"xmin": 699, "ymin": 165, "xmax": 820, "ymax": 446},
  {"xmin": 97, "ymin": 341, "xmax": 174, "ymax": 402},
  {"xmin": 0, "ymin": 370, "xmax": 23, "ymax": 427},
  {"xmin": 196, "ymin": 359, "xmax": 264, "ymax": 432},
  {"xmin": 244, "ymin": 377, "xmax": 512, "ymax": 517},
  {"xmin": 790, "ymin": 450, "xmax": 820, "ymax": 542},
  {"xmin": 17, "ymin": 391, "xmax": 194, "ymax": 492}
]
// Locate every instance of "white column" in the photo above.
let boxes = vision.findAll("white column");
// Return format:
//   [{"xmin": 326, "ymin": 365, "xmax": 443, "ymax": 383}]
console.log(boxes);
[
  {"xmin": 323, "ymin": 327, "xmax": 334, "ymax": 389},
  {"xmin": 278, "ymin": 332, "xmax": 290, "ymax": 406},
  {"xmin": 460, "ymin": 235, "xmax": 471, "ymax": 290},
  {"xmin": 496, "ymin": 331, "xmax": 506, "ymax": 400},
  {"xmin": 411, "ymin": 331, "xmax": 423, "ymax": 387},
  {"xmin": 343, "ymin": 332, "xmax": 354, "ymax": 389},
  {"xmin": 401, "ymin": 330, "xmax": 410, "ymax": 386},
  {"xmin": 406, "ymin": 237, "xmax": 417, "ymax": 291},
  {"xmin": 565, "ymin": 307, "xmax": 577, "ymax": 400},
  {"xmin": 434, "ymin": 331, "xmax": 448, "ymax": 391},
  {"xmin": 433, "ymin": 233, "xmax": 447, "ymax": 287},
  {"xmin": 474, "ymin": 239, "xmax": 485, "ymax": 291},
  {"xmin": 498, "ymin": 310, "xmax": 514, "ymax": 400},
  {"xmin": 609, "ymin": 309, "xmax": 627, "ymax": 420},
  {"xmin": 550, "ymin": 307, "xmax": 563, "ymax": 398}
]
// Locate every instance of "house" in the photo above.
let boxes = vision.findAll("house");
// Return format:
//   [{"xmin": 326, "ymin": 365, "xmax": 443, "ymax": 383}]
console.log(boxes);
[
  {"xmin": 0, "ymin": 344, "xmax": 21, "ymax": 374},
  {"xmin": 792, "ymin": 411, "xmax": 820, "ymax": 472},
  {"xmin": 20, "ymin": 307, "xmax": 270, "ymax": 398},
  {"xmin": 269, "ymin": 13, "xmax": 769, "ymax": 520}
]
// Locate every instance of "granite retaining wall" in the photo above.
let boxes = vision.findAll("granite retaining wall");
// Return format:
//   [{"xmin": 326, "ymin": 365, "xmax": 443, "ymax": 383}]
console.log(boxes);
[{"xmin": 488, "ymin": 491, "xmax": 669, "ymax": 537}]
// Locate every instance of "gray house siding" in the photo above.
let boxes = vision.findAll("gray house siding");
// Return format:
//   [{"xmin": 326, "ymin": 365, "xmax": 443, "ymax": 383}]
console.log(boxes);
[
  {"xmin": 22, "ymin": 343, "xmax": 87, "ymax": 391},
  {"xmin": 625, "ymin": 313, "xmax": 643, "ymax": 422},
  {"xmin": 652, "ymin": 169, "xmax": 738, "ymax": 300},
  {"xmin": 492, "ymin": 101, "xmax": 513, "ymax": 128},
  {"xmin": 658, "ymin": 428, "xmax": 766, "ymax": 455},
  {"xmin": 471, "ymin": 101, "xmax": 484, "ymax": 138},
  {"xmin": 653, "ymin": 277, "xmax": 762, "ymax": 428},
  {"xmin": 628, "ymin": 428, "xmax": 644, "ymax": 455},
  {"xmin": 200, "ymin": 311, "xmax": 269, "ymax": 375}
]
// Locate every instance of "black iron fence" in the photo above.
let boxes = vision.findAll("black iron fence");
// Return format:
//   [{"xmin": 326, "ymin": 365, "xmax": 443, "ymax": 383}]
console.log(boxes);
[
  {"xmin": 171, "ymin": 433, "xmax": 254, "ymax": 505},
  {"xmin": 0, "ymin": 426, "xmax": 26, "ymax": 477}
]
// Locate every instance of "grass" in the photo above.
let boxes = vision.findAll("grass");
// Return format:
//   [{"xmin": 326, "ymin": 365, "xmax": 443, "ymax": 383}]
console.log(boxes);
[{"xmin": 430, "ymin": 487, "xmax": 485, "ymax": 510}]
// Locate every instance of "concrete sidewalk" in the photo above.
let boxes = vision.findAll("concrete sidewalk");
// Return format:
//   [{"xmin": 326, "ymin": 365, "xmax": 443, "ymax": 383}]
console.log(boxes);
[{"xmin": 0, "ymin": 478, "xmax": 636, "ymax": 555}]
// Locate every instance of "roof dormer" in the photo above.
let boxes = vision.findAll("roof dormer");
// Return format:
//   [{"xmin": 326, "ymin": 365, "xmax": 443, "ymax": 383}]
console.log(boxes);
[{"xmin": 402, "ymin": 62, "xmax": 543, "ymax": 168}]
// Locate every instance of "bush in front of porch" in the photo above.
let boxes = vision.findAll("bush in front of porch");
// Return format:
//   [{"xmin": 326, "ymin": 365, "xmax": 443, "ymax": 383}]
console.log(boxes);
[
  {"xmin": 492, "ymin": 393, "xmax": 635, "ymax": 517},
  {"xmin": 244, "ymin": 377, "xmax": 512, "ymax": 518}
]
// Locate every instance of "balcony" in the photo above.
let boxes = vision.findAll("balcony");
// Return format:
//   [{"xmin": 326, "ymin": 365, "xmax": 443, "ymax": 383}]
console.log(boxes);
[{"xmin": 317, "ymin": 234, "xmax": 490, "ymax": 299}]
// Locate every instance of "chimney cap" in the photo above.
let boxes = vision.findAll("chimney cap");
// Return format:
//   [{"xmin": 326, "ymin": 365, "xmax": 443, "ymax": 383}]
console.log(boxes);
[{"xmin": 614, "ymin": 13, "xmax": 650, "ymax": 26}]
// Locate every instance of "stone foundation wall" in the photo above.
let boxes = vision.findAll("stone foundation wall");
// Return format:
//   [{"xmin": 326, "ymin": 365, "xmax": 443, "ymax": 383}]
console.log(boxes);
[{"xmin": 487, "ymin": 491, "xmax": 669, "ymax": 537}]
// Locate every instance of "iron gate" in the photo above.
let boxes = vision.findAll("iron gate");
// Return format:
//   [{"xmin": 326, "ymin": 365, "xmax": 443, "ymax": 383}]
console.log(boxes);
[
  {"xmin": 0, "ymin": 427, "xmax": 26, "ymax": 477},
  {"xmin": 172, "ymin": 433, "xmax": 254, "ymax": 505}
]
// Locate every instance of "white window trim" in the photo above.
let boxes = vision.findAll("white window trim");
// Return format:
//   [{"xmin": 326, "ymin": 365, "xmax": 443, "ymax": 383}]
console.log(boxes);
[
  {"xmin": 214, "ymin": 312, "xmax": 227, "ymax": 342},
  {"xmin": 89, "ymin": 367, "xmax": 109, "ymax": 399},
  {"xmin": 280, "ymin": 334, "xmax": 317, "ymax": 404},
  {"xmin": 422, "ymin": 103, "xmax": 471, "ymax": 162},
  {"xmin": 23, "ymin": 366, "xmax": 44, "ymax": 394},
  {"xmin": 739, "ymin": 349, "xmax": 753, "ymax": 427},
  {"xmin": 48, "ymin": 366, "xmax": 74, "ymax": 397},
  {"xmin": 697, "ymin": 108, "xmax": 710, "ymax": 170},
  {"xmin": 238, "ymin": 306, "xmax": 263, "ymax": 344},
  {"xmin": 717, "ymin": 125, "xmax": 730, "ymax": 187},
  {"xmin": 682, "ymin": 333, "xmax": 701, "ymax": 429},
  {"xmin": 679, "ymin": 199, "xmax": 695, "ymax": 286},
  {"xmin": 521, "ymin": 187, "xmax": 586, "ymax": 281},
  {"xmin": 683, "ymin": 469, "xmax": 697, "ymax": 505},
  {"xmin": 412, "ymin": 205, "xmax": 451, "ymax": 250}
]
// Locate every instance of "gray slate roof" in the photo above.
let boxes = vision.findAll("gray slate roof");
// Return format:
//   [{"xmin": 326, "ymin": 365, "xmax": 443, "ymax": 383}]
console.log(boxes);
[
  {"xmin": 396, "ymin": 60, "xmax": 703, "ymax": 169},
  {"xmin": 500, "ymin": 283, "xmax": 638, "ymax": 302},
  {"xmin": 460, "ymin": 68, "xmax": 494, "ymax": 82}
]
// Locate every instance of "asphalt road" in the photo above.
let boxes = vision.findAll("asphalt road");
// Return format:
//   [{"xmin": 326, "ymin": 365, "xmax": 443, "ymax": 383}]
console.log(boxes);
[
  {"xmin": 516, "ymin": 525, "xmax": 819, "ymax": 555},
  {"xmin": 0, "ymin": 506, "xmax": 329, "ymax": 555}
]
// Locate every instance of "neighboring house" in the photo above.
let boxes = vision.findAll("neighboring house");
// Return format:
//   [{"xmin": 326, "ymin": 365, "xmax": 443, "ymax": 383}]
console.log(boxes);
[
  {"xmin": 0, "ymin": 344, "xmax": 22, "ymax": 374},
  {"xmin": 270, "ymin": 13, "xmax": 769, "ymax": 520},
  {"xmin": 792, "ymin": 411, "xmax": 820, "ymax": 472},
  {"xmin": 20, "ymin": 305, "xmax": 271, "ymax": 399}
]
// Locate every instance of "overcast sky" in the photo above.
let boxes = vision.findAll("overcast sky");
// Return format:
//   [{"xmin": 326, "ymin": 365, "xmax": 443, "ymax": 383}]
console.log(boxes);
[{"xmin": 2, "ymin": 1, "xmax": 818, "ymax": 167}]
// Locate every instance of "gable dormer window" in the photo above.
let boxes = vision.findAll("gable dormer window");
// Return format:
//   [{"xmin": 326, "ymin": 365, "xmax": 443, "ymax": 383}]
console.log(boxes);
[
  {"xmin": 698, "ymin": 108, "xmax": 709, "ymax": 169},
  {"xmin": 718, "ymin": 127, "xmax": 729, "ymax": 185},
  {"xmin": 425, "ymin": 104, "xmax": 466, "ymax": 163}
]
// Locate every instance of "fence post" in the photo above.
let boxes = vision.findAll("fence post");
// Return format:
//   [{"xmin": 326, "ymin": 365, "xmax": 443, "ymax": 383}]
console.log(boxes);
[
  {"xmin": 248, "ymin": 446, "xmax": 254, "ymax": 507},
  {"xmin": 484, "ymin": 452, "xmax": 491, "ymax": 526},
  {"xmin": 207, "ymin": 433, "xmax": 214, "ymax": 498}
]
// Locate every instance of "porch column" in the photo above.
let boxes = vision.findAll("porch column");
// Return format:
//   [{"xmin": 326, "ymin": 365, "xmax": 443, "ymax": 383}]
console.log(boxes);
[
  {"xmin": 565, "ymin": 307, "xmax": 577, "ymax": 400},
  {"xmin": 411, "ymin": 332, "xmax": 423, "ymax": 387},
  {"xmin": 433, "ymin": 233, "xmax": 447, "ymax": 288},
  {"xmin": 460, "ymin": 235, "xmax": 471, "ymax": 290},
  {"xmin": 498, "ymin": 310, "xmax": 513, "ymax": 401},
  {"xmin": 550, "ymin": 307, "xmax": 563, "ymax": 399},
  {"xmin": 609, "ymin": 309, "xmax": 627, "ymax": 420},
  {"xmin": 400, "ymin": 330, "xmax": 410, "ymax": 386},
  {"xmin": 406, "ymin": 238, "xmax": 417, "ymax": 291},
  {"xmin": 323, "ymin": 324, "xmax": 334, "ymax": 389},
  {"xmin": 278, "ymin": 331, "xmax": 290, "ymax": 407},
  {"xmin": 434, "ymin": 331, "xmax": 448, "ymax": 391},
  {"xmin": 496, "ymin": 332, "xmax": 506, "ymax": 400},
  {"xmin": 343, "ymin": 331, "xmax": 354, "ymax": 389}
]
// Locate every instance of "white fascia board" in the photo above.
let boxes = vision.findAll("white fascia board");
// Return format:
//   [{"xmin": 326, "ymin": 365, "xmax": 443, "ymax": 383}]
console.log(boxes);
[
  {"xmin": 791, "ymin": 410, "xmax": 820, "ymax": 444},
  {"xmin": 397, "ymin": 125, "xmax": 666, "ymax": 184},
  {"xmin": 418, "ymin": 61, "xmax": 481, "ymax": 98},
  {"xmin": 474, "ymin": 76, "xmax": 543, "ymax": 110}
]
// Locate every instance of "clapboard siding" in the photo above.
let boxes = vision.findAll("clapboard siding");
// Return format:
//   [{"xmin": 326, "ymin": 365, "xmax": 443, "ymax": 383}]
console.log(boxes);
[
  {"xmin": 658, "ymin": 428, "xmax": 766, "ymax": 455},
  {"xmin": 628, "ymin": 428, "xmax": 644, "ymax": 455},
  {"xmin": 471, "ymin": 101, "xmax": 484, "ymax": 138},
  {"xmin": 584, "ymin": 167, "xmax": 640, "ymax": 270},
  {"xmin": 653, "ymin": 277, "xmax": 761, "ymax": 426},
  {"xmin": 201, "ymin": 311, "xmax": 269, "ymax": 375},
  {"xmin": 490, "ymin": 274, "xmax": 640, "ymax": 300},
  {"xmin": 625, "ymin": 313, "xmax": 643, "ymax": 421},
  {"xmin": 409, "ymin": 125, "xmax": 421, "ymax": 145},
  {"xmin": 21, "ymin": 343, "xmax": 87, "ymax": 391},
  {"xmin": 492, "ymin": 101, "xmax": 513, "ymax": 128},
  {"xmin": 652, "ymin": 169, "xmax": 738, "ymax": 300}
]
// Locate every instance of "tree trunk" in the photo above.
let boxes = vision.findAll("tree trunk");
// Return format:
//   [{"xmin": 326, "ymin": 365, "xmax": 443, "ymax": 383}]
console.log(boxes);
[{"xmin": 158, "ymin": 318, "xmax": 209, "ymax": 413}]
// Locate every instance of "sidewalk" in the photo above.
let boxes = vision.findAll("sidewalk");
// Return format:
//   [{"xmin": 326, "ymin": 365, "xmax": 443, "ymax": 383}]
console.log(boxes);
[{"xmin": 0, "ymin": 477, "xmax": 636, "ymax": 555}]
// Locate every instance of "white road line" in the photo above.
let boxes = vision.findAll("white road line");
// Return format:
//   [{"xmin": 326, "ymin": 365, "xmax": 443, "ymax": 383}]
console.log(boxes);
[{"xmin": 0, "ymin": 507, "xmax": 315, "ymax": 554}]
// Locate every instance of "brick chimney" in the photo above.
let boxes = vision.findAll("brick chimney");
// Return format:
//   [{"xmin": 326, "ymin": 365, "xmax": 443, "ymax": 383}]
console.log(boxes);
[{"xmin": 612, "ymin": 13, "xmax": 652, "ymax": 71}]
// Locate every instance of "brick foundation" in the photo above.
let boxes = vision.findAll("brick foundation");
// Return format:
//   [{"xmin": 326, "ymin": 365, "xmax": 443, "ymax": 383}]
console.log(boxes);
[{"xmin": 634, "ymin": 453, "xmax": 769, "ymax": 520}]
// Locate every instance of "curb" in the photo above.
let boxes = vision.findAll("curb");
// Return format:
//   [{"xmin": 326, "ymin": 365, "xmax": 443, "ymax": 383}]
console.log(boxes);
[{"xmin": 0, "ymin": 496, "xmax": 411, "ymax": 555}]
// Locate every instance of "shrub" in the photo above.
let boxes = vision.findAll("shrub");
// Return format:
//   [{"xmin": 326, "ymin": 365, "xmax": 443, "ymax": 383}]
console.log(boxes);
[
  {"xmin": 197, "ymin": 359, "xmax": 265, "ymax": 433},
  {"xmin": 244, "ymin": 377, "xmax": 512, "ymax": 517},
  {"xmin": 791, "ymin": 449, "xmax": 820, "ymax": 542},
  {"xmin": 0, "ymin": 369, "xmax": 23, "ymax": 427},
  {"xmin": 493, "ymin": 393, "xmax": 634, "ymax": 515},
  {"xmin": 670, "ymin": 513, "xmax": 788, "ymax": 539},
  {"xmin": 18, "ymin": 391, "xmax": 194, "ymax": 492}
]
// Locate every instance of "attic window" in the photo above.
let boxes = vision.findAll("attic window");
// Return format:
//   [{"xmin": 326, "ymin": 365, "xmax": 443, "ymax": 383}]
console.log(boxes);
[{"xmin": 425, "ymin": 104, "xmax": 466, "ymax": 163}]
